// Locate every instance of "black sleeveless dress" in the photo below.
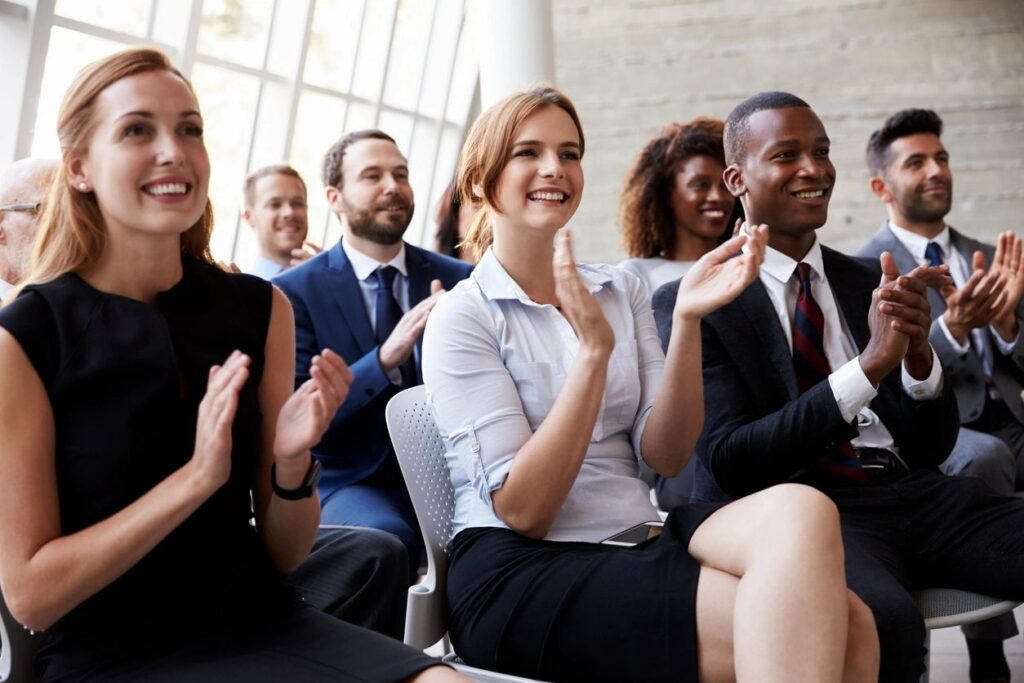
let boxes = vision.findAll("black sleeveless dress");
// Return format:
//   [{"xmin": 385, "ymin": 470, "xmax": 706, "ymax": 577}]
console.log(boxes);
[{"xmin": 0, "ymin": 258, "xmax": 436, "ymax": 682}]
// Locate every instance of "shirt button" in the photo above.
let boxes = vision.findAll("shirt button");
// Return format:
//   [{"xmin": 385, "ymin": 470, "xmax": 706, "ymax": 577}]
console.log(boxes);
[{"xmin": 471, "ymin": 442, "xmax": 481, "ymax": 453}]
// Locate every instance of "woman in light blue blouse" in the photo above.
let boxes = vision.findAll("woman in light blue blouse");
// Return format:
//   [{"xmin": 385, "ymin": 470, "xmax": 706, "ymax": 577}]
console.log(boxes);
[{"xmin": 421, "ymin": 85, "xmax": 879, "ymax": 683}]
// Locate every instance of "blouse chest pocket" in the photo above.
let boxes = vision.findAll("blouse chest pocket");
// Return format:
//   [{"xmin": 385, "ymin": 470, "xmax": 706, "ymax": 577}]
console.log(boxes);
[
  {"xmin": 505, "ymin": 360, "xmax": 564, "ymax": 431},
  {"xmin": 599, "ymin": 339, "xmax": 641, "ymax": 440}
]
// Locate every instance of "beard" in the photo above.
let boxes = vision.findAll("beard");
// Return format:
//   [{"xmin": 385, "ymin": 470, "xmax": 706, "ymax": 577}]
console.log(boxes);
[
  {"xmin": 342, "ymin": 195, "xmax": 415, "ymax": 246},
  {"xmin": 896, "ymin": 181, "xmax": 952, "ymax": 225}
]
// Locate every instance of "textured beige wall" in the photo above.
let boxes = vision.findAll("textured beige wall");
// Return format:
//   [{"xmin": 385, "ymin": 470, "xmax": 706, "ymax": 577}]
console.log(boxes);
[{"xmin": 552, "ymin": 0, "xmax": 1024, "ymax": 263}]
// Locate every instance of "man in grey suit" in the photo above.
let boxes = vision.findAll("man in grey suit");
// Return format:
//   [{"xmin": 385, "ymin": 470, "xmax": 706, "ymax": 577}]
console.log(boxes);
[{"xmin": 858, "ymin": 107, "xmax": 1024, "ymax": 680}]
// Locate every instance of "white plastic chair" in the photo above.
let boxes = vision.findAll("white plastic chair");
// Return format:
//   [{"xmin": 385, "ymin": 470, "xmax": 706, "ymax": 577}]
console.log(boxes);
[
  {"xmin": 386, "ymin": 386, "xmax": 545, "ymax": 683},
  {"xmin": 1, "ymin": 590, "xmax": 39, "ymax": 683},
  {"xmin": 914, "ymin": 588, "xmax": 1020, "ymax": 683}
]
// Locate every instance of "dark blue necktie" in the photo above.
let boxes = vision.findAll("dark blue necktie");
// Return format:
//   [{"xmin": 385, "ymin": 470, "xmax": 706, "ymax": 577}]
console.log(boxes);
[
  {"xmin": 374, "ymin": 266, "xmax": 417, "ymax": 386},
  {"xmin": 792, "ymin": 263, "xmax": 868, "ymax": 485},
  {"xmin": 925, "ymin": 242, "xmax": 944, "ymax": 267}
]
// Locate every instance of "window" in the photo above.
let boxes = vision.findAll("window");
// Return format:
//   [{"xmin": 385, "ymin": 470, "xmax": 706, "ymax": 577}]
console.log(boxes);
[{"xmin": 20, "ymin": 0, "xmax": 477, "ymax": 263}]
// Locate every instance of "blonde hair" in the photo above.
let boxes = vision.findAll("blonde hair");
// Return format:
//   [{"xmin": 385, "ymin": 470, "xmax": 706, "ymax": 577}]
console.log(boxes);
[
  {"xmin": 22, "ymin": 47, "xmax": 213, "ymax": 290},
  {"xmin": 456, "ymin": 85, "xmax": 585, "ymax": 261}
]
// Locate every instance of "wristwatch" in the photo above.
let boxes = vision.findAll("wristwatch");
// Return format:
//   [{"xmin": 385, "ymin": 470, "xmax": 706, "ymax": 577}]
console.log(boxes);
[{"xmin": 271, "ymin": 458, "xmax": 321, "ymax": 500}]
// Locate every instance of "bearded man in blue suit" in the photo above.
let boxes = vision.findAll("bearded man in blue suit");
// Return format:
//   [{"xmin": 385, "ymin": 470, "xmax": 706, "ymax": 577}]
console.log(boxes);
[{"xmin": 275, "ymin": 130, "xmax": 472, "ymax": 576}]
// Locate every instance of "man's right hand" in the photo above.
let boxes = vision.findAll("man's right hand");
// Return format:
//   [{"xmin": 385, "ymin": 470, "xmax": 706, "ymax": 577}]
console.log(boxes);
[
  {"xmin": 378, "ymin": 279, "xmax": 445, "ymax": 374},
  {"xmin": 941, "ymin": 250, "xmax": 1006, "ymax": 345}
]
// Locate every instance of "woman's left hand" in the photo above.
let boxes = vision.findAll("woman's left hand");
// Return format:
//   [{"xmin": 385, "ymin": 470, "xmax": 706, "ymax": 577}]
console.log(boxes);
[
  {"xmin": 674, "ymin": 223, "xmax": 768, "ymax": 321},
  {"xmin": 273, "ymin": 349, "xmax": 353, "ymax": 464}
]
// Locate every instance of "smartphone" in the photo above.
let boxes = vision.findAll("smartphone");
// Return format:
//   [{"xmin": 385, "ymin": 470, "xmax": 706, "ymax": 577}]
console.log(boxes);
[{"xmin": 600, "ymin": 521, "xmax": 664, "ymax": 547}]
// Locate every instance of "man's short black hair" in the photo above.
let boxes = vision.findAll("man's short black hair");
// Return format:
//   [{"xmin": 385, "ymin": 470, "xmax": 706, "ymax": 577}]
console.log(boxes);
[
  {"xmin": 321, "ymin": 129, "xmax": 398, "ymax": 189},
  {"xmin": 724, "ymin": 91, "xmax": 811, "ymax": 165},
  {"xmin": 865, "ymin": 108, "xmax": 944, "ymax": 177}
]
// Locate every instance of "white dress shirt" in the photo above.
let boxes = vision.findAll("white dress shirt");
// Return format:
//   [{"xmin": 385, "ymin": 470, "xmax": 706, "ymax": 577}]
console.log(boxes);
[
  {"xmin": 422, "ymin": 249, "xmax": 661, "ymax": 543},
  {"xmin": 341, "ymin": 238, "xmax": 409, "ymax": 384},
  {"xmin": 759, "ymin": 239, "xmax": 943, "ymax": 453},
  {"xmin": 888, "ymin": 222, "xmax": 1016, "ymax": 371},
  {"xmin": 0, "ymin": 279, "xmax": 13, "ymax": 297}
]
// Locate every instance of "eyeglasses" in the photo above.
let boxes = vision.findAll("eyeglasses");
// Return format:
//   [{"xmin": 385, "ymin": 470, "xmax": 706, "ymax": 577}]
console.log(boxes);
[{"xmin": 0, "ymin": 202, "xmax": 42, "ymax": 214}]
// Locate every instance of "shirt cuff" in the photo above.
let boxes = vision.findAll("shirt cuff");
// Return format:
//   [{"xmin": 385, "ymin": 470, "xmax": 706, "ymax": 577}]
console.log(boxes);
[
  {"xmin": 901, "ymin": 346, "xmax": 943, "ymax": 400},
  {"xmin": 938, "ymin": 314, "xmax": 971, "ymax": 355},
  {"xmin": 828, "ymin": 358, "xmax": 878, "ymax": 423},
  {"xmin": 989, "ymin": 325, "xmax": 1020, "ymax": 355}
]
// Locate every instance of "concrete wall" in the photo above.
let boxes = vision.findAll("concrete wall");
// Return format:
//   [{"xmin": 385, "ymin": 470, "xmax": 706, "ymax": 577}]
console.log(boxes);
[{"xmin": 552, "ymin": 0, "xmax": 1024, "ymax": 263}]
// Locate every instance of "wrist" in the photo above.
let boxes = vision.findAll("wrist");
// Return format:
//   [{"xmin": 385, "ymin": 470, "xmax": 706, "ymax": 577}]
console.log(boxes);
[
  {"xmin": 272, "ymin": 453, "xmax": 313, "ymax": 490},
  {"xmin": 943, "ymin": 314, "xmax": 969, "ymax": 345},
  {"xmin": 903, "ymin": 346, "xmax": 933, "ymax": 380},
  {"xmin": 992, "ymin": 315, "xmax": 1018, "ymax": 342}
]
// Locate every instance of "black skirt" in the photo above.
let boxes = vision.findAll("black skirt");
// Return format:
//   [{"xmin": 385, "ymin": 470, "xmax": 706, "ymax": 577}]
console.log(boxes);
[{"xmin": 447, "ymin": 502, "xmax": 723, "ymax": 683}]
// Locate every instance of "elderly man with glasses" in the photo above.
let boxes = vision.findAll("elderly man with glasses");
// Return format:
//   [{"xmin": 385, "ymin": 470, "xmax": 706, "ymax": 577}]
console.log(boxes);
[{"xmin": 0, "ymin": 158, "xmax": 57, "ymax": 296}]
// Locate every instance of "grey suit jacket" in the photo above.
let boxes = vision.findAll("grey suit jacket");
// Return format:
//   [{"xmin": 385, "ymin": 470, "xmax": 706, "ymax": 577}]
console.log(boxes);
[{"xmin": 857, "ymin": 222, "xmax": 1024, "ymax": 425}]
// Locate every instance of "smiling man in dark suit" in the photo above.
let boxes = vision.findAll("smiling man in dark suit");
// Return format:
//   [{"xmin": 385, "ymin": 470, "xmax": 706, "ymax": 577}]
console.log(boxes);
[
  {"xmin": 652, "ymin": 92, "xmax": 1024, "ymax": 683},
  {"xmin": 275, "ymin": 130, "xmax": 472, "ymax": 577}
]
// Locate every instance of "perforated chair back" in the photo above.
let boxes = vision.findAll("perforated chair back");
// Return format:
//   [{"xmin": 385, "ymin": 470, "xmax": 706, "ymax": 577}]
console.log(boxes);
[{"xmin": 385, "ymin": 385, "xmax": 454, "ymax": 651}]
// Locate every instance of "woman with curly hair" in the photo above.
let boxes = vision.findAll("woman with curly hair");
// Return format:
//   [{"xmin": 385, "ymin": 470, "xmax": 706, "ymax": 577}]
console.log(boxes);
[{"xmin": 618, "ymin": 118, "xmax": 740, "ymax": 296}]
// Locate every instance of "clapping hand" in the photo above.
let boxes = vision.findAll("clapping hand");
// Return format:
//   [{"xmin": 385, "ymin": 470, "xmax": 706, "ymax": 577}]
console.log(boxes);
[
  {"xmin": 673, "ymin": 223, "xmax": 768, "ymax": 321},
  {"xmin": 940, "ymin": 250, "xmax": 1005, "ymax": 344},
  {"xmin": 553, "ymin": 229, "xmax": 615, "ymax": 354},
  {"xmin": 989, "ymin": 231, "xmax": 1024, "ymax": 340},
  {"xmin": 191, "ymin": 351, "xmax": 251, "ymax": 493},
  {"xmin": 273, "ymin": 349, "xmax": 353, "ymax": 464}
]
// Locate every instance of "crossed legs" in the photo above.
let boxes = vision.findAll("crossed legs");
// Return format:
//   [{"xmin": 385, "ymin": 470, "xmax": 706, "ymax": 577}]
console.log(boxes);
[{"xmin": 688, "ymin": 484, "xmax": 879, "ymax": 683}]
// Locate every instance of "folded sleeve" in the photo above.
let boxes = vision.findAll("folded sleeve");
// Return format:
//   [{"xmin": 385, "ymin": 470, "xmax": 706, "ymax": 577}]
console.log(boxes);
[{"xmin": 422, "ymin": 291, "xmax": 534, "ymax": 511}]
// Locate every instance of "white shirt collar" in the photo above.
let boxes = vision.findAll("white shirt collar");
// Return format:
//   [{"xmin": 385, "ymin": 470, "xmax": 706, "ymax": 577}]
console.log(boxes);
[
  {"xmin": 888, "ymin": 221, "xmax": 951, "ymax": 262},
  {"xmin": 473, "ymin": 247, "xmax": 612, "ymax": 304},
  {"xmin": 761, "ymin": 235, "xmax": 826, "ymax": 286},
  {"xmin": 342, "ymin": 237, "xmax": 407, "ymax": 281},
  {"xmin": 0, "ymin": 279, "xmax": 13, "ymax": 297}
]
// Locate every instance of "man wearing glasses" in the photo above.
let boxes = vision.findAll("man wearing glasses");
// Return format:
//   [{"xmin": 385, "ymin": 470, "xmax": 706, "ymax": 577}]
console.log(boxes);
[{"xmin": 0, "ymin": 158, "xmax": 57, "ymax": 295}]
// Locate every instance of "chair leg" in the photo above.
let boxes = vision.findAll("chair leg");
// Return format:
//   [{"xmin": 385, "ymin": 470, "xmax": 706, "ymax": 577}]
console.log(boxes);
[{"xmin": 919, "ymin": 629, "xmax": 931, "ymax": 683}]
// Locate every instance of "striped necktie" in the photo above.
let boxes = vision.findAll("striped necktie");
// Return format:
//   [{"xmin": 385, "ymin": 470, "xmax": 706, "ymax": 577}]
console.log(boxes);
[{"xmin": 792, "ymin": 263, "xmax": 869, "ymax": 484}]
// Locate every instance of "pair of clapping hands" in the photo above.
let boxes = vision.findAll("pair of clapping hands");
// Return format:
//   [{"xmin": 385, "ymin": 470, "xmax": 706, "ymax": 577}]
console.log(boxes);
[
  {"xmin": 552, "ymin": 225, "xmax": 771, "ymax": 353},
  {"xmin": 190, "ymin": 349, "xmax": 352, "ymax": 495},
  {"xmin": 940, "ymin": 231, "xmax": 1024, "ymax": 345}
]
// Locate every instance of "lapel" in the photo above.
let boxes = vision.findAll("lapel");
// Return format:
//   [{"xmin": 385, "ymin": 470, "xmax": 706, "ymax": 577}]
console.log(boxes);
[
  {"xmin": 821, "ymin": 247, "xmax": 872, "ymax": 352},
  {"xmin": 404, "ymin": 244, "xmax": 433, "ymax": 358},
  {"xmin": 733, "ymin": 281, "xmax": 800, "ymax": 400},
  {"xmin": 326, "ymin": 241, "xmax": 376, "ymax": 352}
]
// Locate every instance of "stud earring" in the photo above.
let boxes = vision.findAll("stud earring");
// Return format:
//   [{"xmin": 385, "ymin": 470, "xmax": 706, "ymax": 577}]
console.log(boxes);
[{"xmin": 79, "ymin": 182, "xmax": 88, "ymax": 191}]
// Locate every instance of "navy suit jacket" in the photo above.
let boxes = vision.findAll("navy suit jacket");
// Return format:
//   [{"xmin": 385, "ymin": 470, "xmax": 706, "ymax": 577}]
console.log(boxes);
[
  {"xmin": 651, "ymin": 246, "xmax": 959, "ymax": 502},
  {"xmin": 274, "ymin": 240, "xmax": 473, "ymax": 490},
  {"xmin": 857, "ymin": 222, "xmax": 1024, "ymax": 425}
]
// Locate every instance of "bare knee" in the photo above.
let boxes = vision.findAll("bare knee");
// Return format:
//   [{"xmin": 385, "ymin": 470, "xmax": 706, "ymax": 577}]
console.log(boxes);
[
  {"xmin": 758, "ymin": 484, "xmax": 841, "ymax": 553},
  {"xmin": 844, "ymin": 592, "xmax": 880, "ymax": 683}
]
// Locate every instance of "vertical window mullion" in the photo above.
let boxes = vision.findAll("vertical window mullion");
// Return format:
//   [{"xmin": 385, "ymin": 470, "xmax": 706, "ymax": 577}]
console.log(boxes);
[
  {"xmin": 229, "ymin": 0, "xmax": 283, "ymax": 261},
  {"xmin": 405, "ymin": 0, "xmax": 440, "ymax": 162},
  {"xmin": 370, "ymin": 0, "xmax": 400, "ymax": 128}
]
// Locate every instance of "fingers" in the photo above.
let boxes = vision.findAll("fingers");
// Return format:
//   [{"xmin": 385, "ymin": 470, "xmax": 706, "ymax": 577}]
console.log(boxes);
[
  {"xmin": 430, "ymin": 278, "xmax": 444, "ymax": 295},
  {"xmin": 879, "ymin": 251, "xmax": 900, "ymax": 284},
  {"xmin": 905, "ymin": 264, "xmax": 952, "ymax": 291},
  {"xmin": 304, "ymin": 240, "xmax": 323, "ymax": 254},
  {"xmin": 972, "ymin": 250, "xmax": 986, "ymax": 273}
]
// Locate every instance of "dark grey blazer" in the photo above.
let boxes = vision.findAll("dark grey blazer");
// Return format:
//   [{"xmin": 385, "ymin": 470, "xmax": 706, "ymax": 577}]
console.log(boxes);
[
  {"xmin": 857, "ymin": 222, "xmax": 1024, "ymax": 425},
  {"xmin": 652, "ymin": 245, "xmax": 959, "ymax": 501}
]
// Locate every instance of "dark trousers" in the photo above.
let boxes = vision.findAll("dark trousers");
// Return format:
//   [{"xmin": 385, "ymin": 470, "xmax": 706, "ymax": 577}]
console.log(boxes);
[
  {"xmin": 829, "ymin": 469, "xmax": 1024, "ymax": 682},
  {"xmin": 285, "ymin": 526, "xmax": 410, "ymax": 639}
]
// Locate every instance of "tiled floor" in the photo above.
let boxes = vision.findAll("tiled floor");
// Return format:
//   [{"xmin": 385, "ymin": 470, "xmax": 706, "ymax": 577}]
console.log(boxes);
[{"xmin": 928, "ymin": 605, "xmax": 1024, "ymax": 681}]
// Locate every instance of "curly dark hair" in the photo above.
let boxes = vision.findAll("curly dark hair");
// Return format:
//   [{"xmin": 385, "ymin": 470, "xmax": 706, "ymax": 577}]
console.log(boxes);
[
  {"xmin": 619, "ymin": 118, "xmax": 730, "ymax": 259},
  {"xmin": 866, "ymin": 108, "xmax": 943, "ymax": 176}
]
